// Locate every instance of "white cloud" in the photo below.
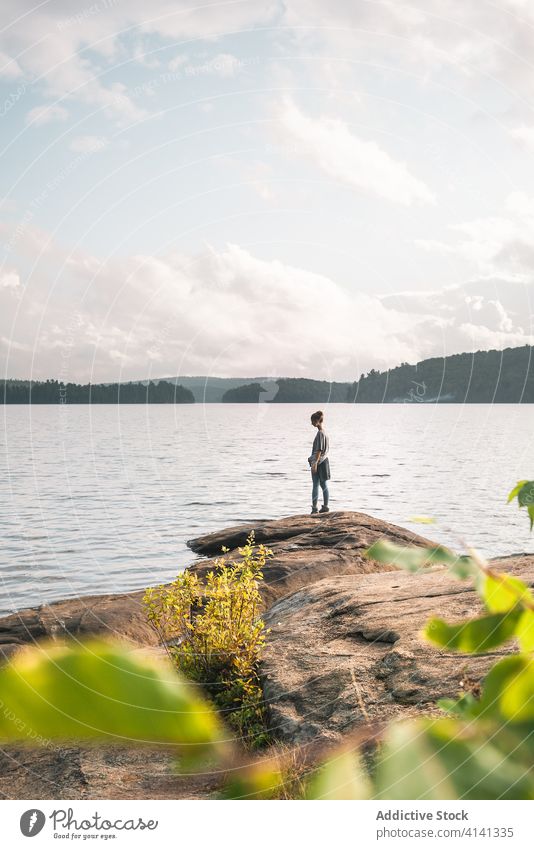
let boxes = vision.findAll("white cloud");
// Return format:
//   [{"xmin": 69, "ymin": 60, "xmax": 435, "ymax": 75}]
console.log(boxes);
[
  {"xmin": 4, "ymin": 225, "xmax": 534, "ymax": 382},
  {"xmin": 0, "ymin": 270, "xmax": 20, "ymax": 289},
  {"xmin": 222, "ymin": 157, "xmax": 278, "ymax": 201},
  {"xmin": 4, "ymin": 0, "xmax": 534, "ymax": 130},
  {"xmin": 26, "ymin": 104, "xmax": 69, "ymax": 126},
  {"xmin": 505, "ymin": 191, "xmax": 534, "ymax": 217},
  {"xmin": 417, "ymin": 191, "xmax": 534, "ymax": 279},
  {"xmin": 510, "ymin": 126, "xmax": 534, "ymax": 149},
  {"xmin": 282, "ymin": 0, "xmax": 534, "ymax": 91},
  {"xmin": 0, "ymin": 1, "xmax": 275, "ymax": 124},
  {"xmin": 277, "ymin": 98, "xmax": 435, "ymax": 205},
  {"xmin": 0, "ymin": 230, "xmax": 425, "ymax": 380},
  {"xmin": 69, "ymin": 135, "xmax": 108, "ymax": 154},
  {"xmin": 168, "ymin": 54, "xmax": 188, "ymax": 72},
  {"xmin": 0, "ymin": 50, "xmax": 22, "ymax": 79},
  {"xmin": 380, "ymin": 277, "xmax": 534, "ymax": 358}
]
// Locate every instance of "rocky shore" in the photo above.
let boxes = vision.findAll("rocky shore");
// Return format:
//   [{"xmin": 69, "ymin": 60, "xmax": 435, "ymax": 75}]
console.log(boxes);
[{"xmin": 0, "ymin": 510, "xmax": 532, "ymax": 799}]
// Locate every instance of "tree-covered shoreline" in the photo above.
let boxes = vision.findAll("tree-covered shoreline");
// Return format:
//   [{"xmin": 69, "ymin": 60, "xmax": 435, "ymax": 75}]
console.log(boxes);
[
  {"xmin": 347, "ymin": 345, "xmax": 534, "ymax": 404},
  {"xmin": 220, "ymin": 345, "xmax": 534, "ymax": 403},
  {"xmin": 2, "ymin": 379, "xmax": 194, "ymax": 404}
]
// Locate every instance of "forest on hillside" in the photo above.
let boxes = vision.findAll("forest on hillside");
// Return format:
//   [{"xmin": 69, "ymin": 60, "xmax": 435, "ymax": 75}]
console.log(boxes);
[
  {"xmin": 221, "ymin": 347, "xmax": 534, "ymax": 403},
  {"xmin": 348, "ymin": 345, "xmax": 534, "ymax": 403},
  {"xmin": 222, "ymin": 378, "xmax": 351, "ymax": 403},
  {"xmin": 2, "ymin": 379, "xmax": 195, "ymax": 404}
]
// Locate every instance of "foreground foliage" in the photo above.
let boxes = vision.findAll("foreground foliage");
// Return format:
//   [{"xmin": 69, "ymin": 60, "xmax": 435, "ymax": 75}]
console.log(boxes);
[
  {"xmin": 143, "ymin": 533, "xmax": 271, "ymax": 748},
  {"xmin": 0, "ymin": 641, "xmax": 224, "ymax": 760}
]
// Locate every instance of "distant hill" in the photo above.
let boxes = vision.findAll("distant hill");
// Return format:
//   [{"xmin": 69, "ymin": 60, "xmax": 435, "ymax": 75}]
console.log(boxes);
[
  {"xmin": 347, "ymin": 345, "xmax": 534, "ymax": 403},
  {"xmin": 222, "ymin": 378, "xmax": 352, "ymax": 403},
  {"xmin": 271, "ymin": 378, "xmax": 351, "ymax": 403},
  {"xmin": 163, "ymin": 376, "xmax": 272, "ymax": 403},
  {"xmin": 167, "ymin": 375, "xmax": 350, "ymax": 403},
  {"xmin": 2, "ymin": 380, "xmax": 194, "ymax": 404},
  {"xmin": 222, "ymin": 383, "xmax": 266, "ymax": 403}
]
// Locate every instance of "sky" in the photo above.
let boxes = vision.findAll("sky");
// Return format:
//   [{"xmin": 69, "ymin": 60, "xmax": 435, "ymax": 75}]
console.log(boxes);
[{"xmin": 1, "ymin": 0, "xmax": 534, "ymax": 382}]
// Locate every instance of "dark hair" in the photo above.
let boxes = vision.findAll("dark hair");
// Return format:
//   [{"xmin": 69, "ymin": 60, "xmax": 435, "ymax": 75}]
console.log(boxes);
[{"xmin": 311, "ymin": 410, "xmax": 324, "ymax": 425}]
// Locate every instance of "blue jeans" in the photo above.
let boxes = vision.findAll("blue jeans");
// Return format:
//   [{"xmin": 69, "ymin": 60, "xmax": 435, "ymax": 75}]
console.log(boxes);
[{"xmin": 312, "ymin": 470, "xmax": 329, "ymax": 507}]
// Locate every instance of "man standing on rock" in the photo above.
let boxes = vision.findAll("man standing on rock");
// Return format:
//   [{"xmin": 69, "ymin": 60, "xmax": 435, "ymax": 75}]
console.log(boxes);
[{"xmin": 309, "ymin": 410, "xmax": 331, "ymax": 514}]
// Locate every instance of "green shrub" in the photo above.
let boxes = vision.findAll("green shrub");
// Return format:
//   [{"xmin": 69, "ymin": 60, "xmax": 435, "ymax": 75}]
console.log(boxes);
[{"xmin": 143, "ymin": 533, "xmax": 271, "ymax": 748}]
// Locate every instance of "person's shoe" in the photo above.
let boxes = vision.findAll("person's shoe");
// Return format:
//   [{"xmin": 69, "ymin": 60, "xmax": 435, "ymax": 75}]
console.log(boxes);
[
  {"xmin": 311, "ymin": 506, "xmax": 318, "ymax": 514},
  {"xmin": 319, "ymin": 505, "xmax": 330, "ymax": 513}
]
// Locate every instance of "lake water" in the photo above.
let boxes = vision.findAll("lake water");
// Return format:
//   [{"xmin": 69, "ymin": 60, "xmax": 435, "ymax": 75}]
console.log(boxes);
[{"xmin": 1, "ymin": 403, "xmax": 533, "ymax": 616}]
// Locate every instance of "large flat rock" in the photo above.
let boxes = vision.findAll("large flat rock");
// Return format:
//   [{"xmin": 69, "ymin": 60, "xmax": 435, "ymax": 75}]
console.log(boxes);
[
  {"xmin": 188, "ymin": 511, "xmax": 432, "ymax": 555},
  {"xmin": 189, "ymin": 511, "xmax": 436, "ymax": 606},
  {"xmin": 0, "ymin": 745, "xmax": 223, "ymax": 800},
  {"xmin": 0, "ymin": 590, "xmax": 157, "ymax": 663},
  {"xmin": 261, "ymin": 554, "xmax": 534, "ymax": 745}
]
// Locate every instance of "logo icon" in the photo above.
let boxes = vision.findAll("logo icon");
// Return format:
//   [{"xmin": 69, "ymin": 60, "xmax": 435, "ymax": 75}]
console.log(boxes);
[{"xmin": 20, "ymin": 810, "xmax": 46, "ymax": 837}]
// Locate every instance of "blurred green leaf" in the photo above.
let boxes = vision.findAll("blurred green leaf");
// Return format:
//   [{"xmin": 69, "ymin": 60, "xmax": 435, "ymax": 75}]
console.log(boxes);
[
  {"xmin": 507, "ymin": 480, "xmax": 529, "ymax": 504},
  {"xmin": 474, "ymin": 656, "xmax": 534, "ymax": 722},
  {"xmin": 365, "ymin": 540, "xmax": 473, "ymax": 577},
  {"xmin": 493, "ymin": 658, "xmax": 534, "ymax": 723},
  {"xmin": 437, "ymin": 692, "xmax": 478, "ymax": 718},
  {"xmin": 306, "ymin": 750, "xmax": 371, "ymax": 800},
  {"xmin": 375, "ymin": 720, "xmax": 455, "ymax": 800},
  {"xmin": 0, "ymin": 641, "xmax": 223, "ymax": 756},
  {"xmin": 375, "ymin": 717, "xmax": 534, "ymax": 800},
  {"xmin": 508, "ymin": 480, "xmax": 534, "ymax": 530},
  {"xmin": 425, "ymin": 610, "xmax": 522, "ymax": 653},
  {"xmin": 221, "ymin": 761, "xmax": 284, "ymax": 799},
  {"xmin": 437, "ymin": 698, "xmax": 460, "ymax": 713},
  {"xmin": 448, "ymin": 556, "xmax": 480, "ymax": 581},
  {"xmin": 483, "ymin": 573, "xmax": 533, "ymax": 613},
  {"xmin": 516, "ymin": 610, "xmax": 534, "ymax": 653},
  {"xmin": 518, "ymin": 481, "xmax": 534, "ymax": 508}
]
